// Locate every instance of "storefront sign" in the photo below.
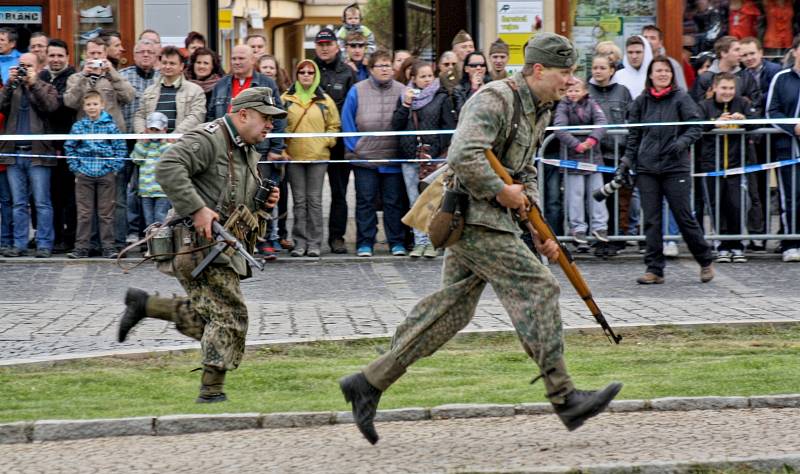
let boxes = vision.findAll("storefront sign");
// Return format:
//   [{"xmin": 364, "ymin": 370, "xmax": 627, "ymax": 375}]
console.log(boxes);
[
  {"xmin": 496, "ymin": 0, "xmax": 544, "ymax": 69},
  {"xmin": 0, "ymin": 6, "xmax": 42, "ymax": 24},
  {"xmin": 218, "ymin": 9, "xmax": 233, "ymax": 31}
]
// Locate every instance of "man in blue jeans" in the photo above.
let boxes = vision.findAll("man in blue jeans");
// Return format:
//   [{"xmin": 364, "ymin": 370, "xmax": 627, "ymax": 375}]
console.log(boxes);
[{"xmin": 0, "ymin": 53, "xmax": 59, "ymax": 257}]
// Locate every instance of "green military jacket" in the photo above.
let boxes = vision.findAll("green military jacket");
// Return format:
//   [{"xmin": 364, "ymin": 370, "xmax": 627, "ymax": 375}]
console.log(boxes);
[
  {"xmin": 447, "ymin": 71, "xmax": 551, "ymax": 234},
  {"xmin": 156, "ymin": 116, "xmax": 262, "ymax": 277}
]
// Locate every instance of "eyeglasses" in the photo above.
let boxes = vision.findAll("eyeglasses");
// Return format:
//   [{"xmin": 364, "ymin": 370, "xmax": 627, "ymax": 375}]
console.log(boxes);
[
  {"xmin": 441, "ymin": 62, "xmax": 456, "ymax": 67},
  {"xmin": 297, "ymin": 71, "xmax": 315, "ymax": 76},
  {"xmin": 373, "ymin": 64, "xmax": 392, "ymax": 69},
  {"xmin": 347, "ymin": 43, "xmax": 366, "ymax": 48},
  {"xmin": 466, "ymin": 63, "xmax": 486, "ymax": 68}
]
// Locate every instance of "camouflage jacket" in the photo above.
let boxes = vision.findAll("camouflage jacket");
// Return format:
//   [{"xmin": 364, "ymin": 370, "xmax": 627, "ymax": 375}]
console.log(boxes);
[
  {"xmin": 156, "ymin": 116, "xmax": 262, "ymax": 277},
  {"xmin": 447, "ymin": 72, "xmax": 550, "ymax": 234}
]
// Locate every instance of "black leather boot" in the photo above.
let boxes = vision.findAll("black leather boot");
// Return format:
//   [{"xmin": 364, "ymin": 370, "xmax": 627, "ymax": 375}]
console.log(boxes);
[
  {"xmin": 196, "ymin": 366, "xmax": 228, "ymax": 403},
  {"xmin": 339, "ymin": 372, "xmax": 382, "ymax": 444},
  {"xmin": 553, "ymin": 382, "xmax": 623, "ymax": 431},
  {"xmin": 118, "ymin": 288, "xmax": 149, "ymax": 342}
]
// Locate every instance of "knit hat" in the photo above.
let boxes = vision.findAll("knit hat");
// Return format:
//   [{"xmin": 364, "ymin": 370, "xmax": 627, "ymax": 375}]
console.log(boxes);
[
  {"xmin": 489, "ymin": 38, "xmax": 509, "ymax": 56},
  {"xmin": 451, "ymin": 30, "xmax": 473, "ymax": 47},
  {"xmin": 523, "ymin": 33, "xmax": 577, "ymax": 67}
]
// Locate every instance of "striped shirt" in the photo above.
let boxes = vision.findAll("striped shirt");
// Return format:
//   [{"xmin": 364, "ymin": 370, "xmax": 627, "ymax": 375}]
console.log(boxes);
[{"xmin": 155, "ymin": 76, "xmax": 181, "ymax": 132}]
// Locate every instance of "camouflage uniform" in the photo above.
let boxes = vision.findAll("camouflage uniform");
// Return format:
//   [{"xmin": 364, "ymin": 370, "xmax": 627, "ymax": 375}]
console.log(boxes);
[
  {"xmin": 363, "ymin": 72, "xmax": 576, "ymax": 403},
  {"xmin": 147, "ymin": 115, "xmax": 264, "ymax": 371}
]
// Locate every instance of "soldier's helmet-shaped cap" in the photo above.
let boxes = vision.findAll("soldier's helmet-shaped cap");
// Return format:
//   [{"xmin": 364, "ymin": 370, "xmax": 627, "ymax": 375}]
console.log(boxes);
[
  {"xmin": 524, "ymin": 33, "xmax": 577, "ymax": 68},
  {"xmin": 231, "ymin": 87, "xmax": 288, "ymax": 118}
]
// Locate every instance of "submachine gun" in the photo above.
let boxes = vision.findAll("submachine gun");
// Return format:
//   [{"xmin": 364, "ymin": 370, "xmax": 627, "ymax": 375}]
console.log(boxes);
[
  {"xmin": 484, "ymin": 149, "xmax": 622, "ymax": 344},
  {"xmin": 190, "ymin": 219, "xmax": 264, "ymax": 279}
]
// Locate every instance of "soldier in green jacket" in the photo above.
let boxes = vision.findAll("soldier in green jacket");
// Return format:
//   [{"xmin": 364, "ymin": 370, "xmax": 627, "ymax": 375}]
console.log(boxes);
[
  {"xmin": 117, "ymin": 87, "xmax": 286, "ymax": 403},
  {"xmin": 340, "ymin": 34, "xmax": 623, "ymax": 444}
]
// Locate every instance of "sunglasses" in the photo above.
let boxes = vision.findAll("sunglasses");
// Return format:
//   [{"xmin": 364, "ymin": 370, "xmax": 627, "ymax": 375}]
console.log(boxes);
[
  {"xmin": 347, "ymin": 43, "xmax": 366, "ymax": 48},
  {"xmin": 466, "ymin": 62, "xmax": 486, "ymax": 68},
  {"xmin": 297, "ymin": 71, "xmax": 315, "ymax": 75}
]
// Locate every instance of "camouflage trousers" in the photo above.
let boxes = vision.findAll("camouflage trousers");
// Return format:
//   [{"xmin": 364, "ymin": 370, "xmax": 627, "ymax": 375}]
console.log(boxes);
[
  {"xmin": 160, "ymin": 265, "xmax": 248, "ymax": 371},
  {"xmin": 364, "ymin": 225, "xmax": 571, "ymax": 397}
]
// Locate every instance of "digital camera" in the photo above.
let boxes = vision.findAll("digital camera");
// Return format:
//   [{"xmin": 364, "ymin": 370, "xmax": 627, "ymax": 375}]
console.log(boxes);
[{"xmin": 9, "ymin": 65, "xmax": 27, "ymax": 90}]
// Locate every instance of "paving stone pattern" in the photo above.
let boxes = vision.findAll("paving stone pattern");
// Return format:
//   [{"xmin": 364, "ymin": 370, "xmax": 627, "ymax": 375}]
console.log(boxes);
[
  {"xmin": 1, "ymin": 259, "xmax": 799, "ymax": 363},
  {"xmin": 2, "ymin": 408, "xmax": 800, "ymax": 473}
]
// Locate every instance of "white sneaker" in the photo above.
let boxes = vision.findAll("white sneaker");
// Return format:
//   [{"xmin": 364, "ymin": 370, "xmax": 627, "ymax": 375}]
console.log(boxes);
[
  {"xmin": 125, "ymin": 233, "xmax": 139, "ymax": 244},
  {"xmin": 80, "ymin": 5, "xmax": 112, "ymax": 18},
  {"xmin": 715, "ymin": 250, "xmax": 731, "ymax": 263},
  {"xmin": 663, "ymin": 241, "xmax": 679, "ymax": 258},
  {"xmin": 782, "ymin": 248, "xmax": 799, "ymax": 262},
  {"xmin": 731, "ymin": 249, "xmax": 747, "ymax": 263}
]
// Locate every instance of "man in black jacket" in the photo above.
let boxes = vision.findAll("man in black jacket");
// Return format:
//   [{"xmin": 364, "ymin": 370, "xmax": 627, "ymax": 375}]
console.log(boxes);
[
  {"xmin": 40, "ymin": 39, "xmax": 77, "ymax": 253},
  {"xmin": 313, "ymin": 28, "xmax": 357, "ymax": 254}
]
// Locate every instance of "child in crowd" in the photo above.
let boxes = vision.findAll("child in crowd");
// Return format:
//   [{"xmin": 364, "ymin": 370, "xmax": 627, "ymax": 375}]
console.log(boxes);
[
  {"xmin": 554, "ymin": 77, "xmax": 609, "ymax": 254},
  {"xmin": 131, "ymin": 112, "xmax": 172, "ymax": 227},
  {"xmin": 698, "ymin": 72, "xmax": 756, "ymax": 263},
  {"xmin": 588, "ymin": 53, "xmax": 633, "ymax": 254},
  {"xmin": 64, "ymin": 91, "xmax": 127, "ymax": 259},
  {"xmin": 336, "ymin": 3, "xmax": 376, "ymax": 59}
]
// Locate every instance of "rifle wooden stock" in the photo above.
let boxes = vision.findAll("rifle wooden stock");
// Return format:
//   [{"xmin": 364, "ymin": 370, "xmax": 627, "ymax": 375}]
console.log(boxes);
[{"xmin": 484, "ymin": 150, "xmax": 622, "ymax": 344}]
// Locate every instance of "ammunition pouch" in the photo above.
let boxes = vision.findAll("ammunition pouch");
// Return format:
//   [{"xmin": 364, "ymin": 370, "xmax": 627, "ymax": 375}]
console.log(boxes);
[
  {"xmin": 428, "ymin": 183, "xmax": 469, "ymax": 249},
  {"xmin": 224, "ymin": 204, "xmax": 261, "ymax": 255}
]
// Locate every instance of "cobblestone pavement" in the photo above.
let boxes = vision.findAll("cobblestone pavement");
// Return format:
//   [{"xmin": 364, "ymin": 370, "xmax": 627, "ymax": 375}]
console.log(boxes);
[
  {"xmin": 1, "ymin": 257, "xmax": 799, "ymax": 363},
  {"xmin": 2, "ymin": 408, "xmax": 799, "ymax": 473}
]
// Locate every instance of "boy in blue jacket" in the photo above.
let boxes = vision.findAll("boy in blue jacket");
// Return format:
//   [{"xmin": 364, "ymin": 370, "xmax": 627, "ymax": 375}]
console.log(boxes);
[{"xmin": 64, "ymin": 91, "xmax": 127, "ymax": 259}]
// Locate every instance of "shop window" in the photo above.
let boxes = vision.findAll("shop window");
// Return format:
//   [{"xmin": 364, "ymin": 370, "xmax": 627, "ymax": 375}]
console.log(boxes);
[
  {"xmin": 683, "ymin": 1, "xmax": 798, "ymax": 60},
  {"xmin": 73, "ymin": 1, "xmax": 121, "ymax": 62},
  {"xmin": 567, "ymin": 0, "xmax": 658, "ymax": 73}
]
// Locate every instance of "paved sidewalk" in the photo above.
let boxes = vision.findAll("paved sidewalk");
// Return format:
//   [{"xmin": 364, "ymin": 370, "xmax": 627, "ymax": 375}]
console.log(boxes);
[
  {"xmin": 3, "ymin": 407, "xmax": 800, "ymax": 473},
  {"xmin": 2, "ymin": 258, "xmax": 799, "ymax": 364}
]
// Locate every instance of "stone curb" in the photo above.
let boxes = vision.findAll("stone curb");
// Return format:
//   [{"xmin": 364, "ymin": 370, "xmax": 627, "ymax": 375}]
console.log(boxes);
[
  {"xmin": 3, "ymin": 394, "xmax": 800, "ymax": 445},
  {"xmin": 469, "ymin": 454, "xmax": 800, "ymax": 473}
]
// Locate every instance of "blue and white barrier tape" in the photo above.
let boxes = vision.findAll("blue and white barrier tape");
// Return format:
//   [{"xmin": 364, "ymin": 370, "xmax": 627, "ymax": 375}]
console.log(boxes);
[{"xmin": 535, "ymin": 157, "xmax": 800, "ymax": 177}]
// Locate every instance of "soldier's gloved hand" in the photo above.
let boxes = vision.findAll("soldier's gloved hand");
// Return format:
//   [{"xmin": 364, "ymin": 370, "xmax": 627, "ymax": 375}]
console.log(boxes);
[
  {"xmin": 192, "ymin": 206, "xmax": 220, "ymax": 240},
  {"xmin": 496, "ymin": 183, "xmax": 528, "ymax": 212}
]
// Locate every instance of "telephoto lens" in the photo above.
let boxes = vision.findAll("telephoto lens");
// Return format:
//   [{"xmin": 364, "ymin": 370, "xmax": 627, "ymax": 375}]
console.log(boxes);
[{"xmin": 592, "ymin": 176, "xmax": 623, "ymax": 202}]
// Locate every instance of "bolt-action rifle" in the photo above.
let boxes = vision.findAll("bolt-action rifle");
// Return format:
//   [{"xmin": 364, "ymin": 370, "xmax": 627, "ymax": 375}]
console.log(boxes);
[{"xmin": 484, "ymin": 149, "xmax": 622, "ymax": 344}]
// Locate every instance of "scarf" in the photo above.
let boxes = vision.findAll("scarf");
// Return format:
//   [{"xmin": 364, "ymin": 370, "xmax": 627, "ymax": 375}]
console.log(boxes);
[
  {"xmin": 649, "ymin": 86, "xmax": 673, "ymax": 98},
  {"xmin": 405, "ymin": 78, "xmax": 440, "ymax": 111},
  {"xmin": 190, "ymin": 73, "xmax": 222, "ymax": 94}
]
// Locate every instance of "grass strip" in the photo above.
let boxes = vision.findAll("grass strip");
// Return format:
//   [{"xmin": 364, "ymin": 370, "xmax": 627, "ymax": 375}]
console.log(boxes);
[{"xmin": 2, "ymin": 324, "xmax": 800, "ymax": 423}]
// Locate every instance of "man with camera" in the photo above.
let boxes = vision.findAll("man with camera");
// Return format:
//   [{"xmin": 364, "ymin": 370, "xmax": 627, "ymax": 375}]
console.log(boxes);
[
  {"xmin": 0, "ymin": 53, "xmax": 59, "ymax": 257},
  {"xmin": 117, "ymin": 87, "xmax": 285, "ymax": 403},
  {"xmin": 64, "ymin": 37, "xmax": 135, "ymax": 133}
]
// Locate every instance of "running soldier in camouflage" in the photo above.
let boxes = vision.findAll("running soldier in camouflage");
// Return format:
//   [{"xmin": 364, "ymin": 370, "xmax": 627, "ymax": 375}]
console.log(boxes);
[
  {"xmin": 340, "ymin": 33, "xmax": 623, "ymax": 444},
  {"xmin": 117, "ymin": 87, "xmax": 286, "ymax": 403}
]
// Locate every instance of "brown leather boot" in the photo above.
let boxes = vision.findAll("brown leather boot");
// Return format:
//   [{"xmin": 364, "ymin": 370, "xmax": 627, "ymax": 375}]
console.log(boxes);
[
  {"xmin": 700, "ymin": 264, "xmax": 714, "ymax": 283},
  {"xmin": 196, "ymin": 366, "xmax": 227, "ymax": 403}
]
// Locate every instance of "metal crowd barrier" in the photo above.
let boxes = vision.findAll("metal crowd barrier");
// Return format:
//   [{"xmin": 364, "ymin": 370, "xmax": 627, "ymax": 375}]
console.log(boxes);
[{"xmin": 537, "ymin": 127, "xmax": 800, "ymax": 243}]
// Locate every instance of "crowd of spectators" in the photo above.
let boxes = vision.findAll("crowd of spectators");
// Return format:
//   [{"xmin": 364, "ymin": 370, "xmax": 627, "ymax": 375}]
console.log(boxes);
[{"xmin": 0, "ymin": 9, "xmax": 799, "ymax": 267}]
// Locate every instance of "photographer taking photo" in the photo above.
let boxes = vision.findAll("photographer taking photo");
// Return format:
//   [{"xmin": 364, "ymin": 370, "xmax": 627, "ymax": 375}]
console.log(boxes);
[{"xmin": 0, "ymin": 53, "xmax": 59, "ymax": 257}]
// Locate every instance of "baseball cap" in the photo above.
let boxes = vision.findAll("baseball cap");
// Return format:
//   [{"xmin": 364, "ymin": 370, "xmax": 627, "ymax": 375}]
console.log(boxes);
[
  {"xmin": 146, "ymin": 112, "xmax": 168, "ymax": 130},
  {"xmin": 231, "ymin": 87, "xmax": 287, "ymax": 118},
  {"xmin": 315, "ymin": 28, "xmax": 336, "ymax": 44}
]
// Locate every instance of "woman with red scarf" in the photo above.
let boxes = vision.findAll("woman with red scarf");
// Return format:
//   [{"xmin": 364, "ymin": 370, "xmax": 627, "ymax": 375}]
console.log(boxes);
[{"xmin": 617, "ymin": 56, "xmax": 714, "ymax": 285}]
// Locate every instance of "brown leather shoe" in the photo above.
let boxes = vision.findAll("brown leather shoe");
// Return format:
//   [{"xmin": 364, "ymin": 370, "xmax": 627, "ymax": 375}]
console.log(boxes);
[
  {"xmin": 700, "ymin": 264, "xmax": 714, "ymax": 283},
  {"xmin": 636, "ymin": 272, "xmax": 665, "ymax": 285}
]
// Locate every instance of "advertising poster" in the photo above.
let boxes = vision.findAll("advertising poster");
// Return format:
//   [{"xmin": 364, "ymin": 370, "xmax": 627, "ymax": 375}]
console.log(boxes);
[{"xmin": 496, "ymin": 0, "xmax": 544, "ymax": 69}]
